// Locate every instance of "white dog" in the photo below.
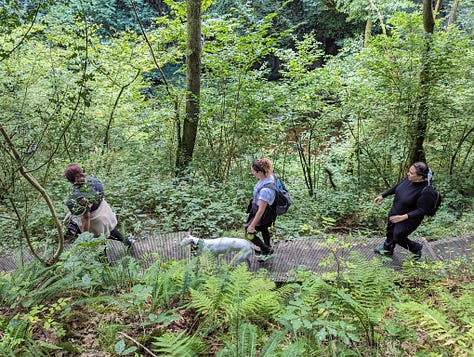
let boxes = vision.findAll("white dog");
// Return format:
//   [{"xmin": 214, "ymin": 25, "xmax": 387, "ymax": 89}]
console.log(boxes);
[{"xmin": 180, "ymin": 234, "xmax": 252, "ymax": 265}]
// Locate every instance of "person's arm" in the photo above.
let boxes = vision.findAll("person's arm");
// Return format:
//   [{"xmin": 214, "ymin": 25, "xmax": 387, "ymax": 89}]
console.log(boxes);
[
  {"xmin": 374, "ymin": 180, "xmax": 401, "ymax": 203},
  {"xmin": 81, "ymin": 211, "xmax": 91, "ymax": 232},
  {"xmin": 389, "ymin": 213, "xmax": 408, "ymax": 223},
  {"xmin": 247, "ymin": 200, "xmax": 268, "ymax": 233},
  {"xmin": 374, "ymin": 195, "xmax": 384, "ymax": 203}
]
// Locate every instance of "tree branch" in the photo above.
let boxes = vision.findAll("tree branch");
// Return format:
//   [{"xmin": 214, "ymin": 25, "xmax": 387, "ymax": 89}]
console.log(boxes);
[
  {"xmin": 0, "ymin": 124, "xmax": 64, "ymax": 266},
  {"xmin": 118, "ymin": 331, "xmax": 157, "ymax": 357}
]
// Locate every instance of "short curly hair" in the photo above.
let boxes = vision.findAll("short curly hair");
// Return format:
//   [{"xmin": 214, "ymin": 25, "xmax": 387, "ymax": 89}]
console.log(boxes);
[{"xmin": 64, "ymin": 164, "xmax": 85, "ymax": 183}]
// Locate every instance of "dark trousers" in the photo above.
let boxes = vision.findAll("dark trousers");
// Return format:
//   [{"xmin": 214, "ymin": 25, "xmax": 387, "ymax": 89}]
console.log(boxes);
[
  {"xmin": 384, "ymin": 220, "xmax": 422, "ymax": 254},
  {"xmin": 246, "ymin": 202, "xmax": 275, "ymax": 252},
  {"xmin": 109, "ymin": 227, "xmax": 125, "ymax": 242},
  {"xmin": 68, "ymin": 220, "xmax": 125, "ymax": 244},
  {"xmin": 258, "ymin": 225, "xmax": 272, "ymax": 247},
  {"xmin": 246, "ymin": 218, "xmax": 273, "ymax": 254}
]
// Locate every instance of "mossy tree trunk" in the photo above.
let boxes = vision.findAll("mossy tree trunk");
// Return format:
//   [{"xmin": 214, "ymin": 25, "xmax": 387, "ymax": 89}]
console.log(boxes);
[
  {"xmin": 176, "ymin": 0, "xmax": 202, "ymax": 172},
  {"xmin": 408, "ymin": 0, "xmax": 435, "ymax": 165}
]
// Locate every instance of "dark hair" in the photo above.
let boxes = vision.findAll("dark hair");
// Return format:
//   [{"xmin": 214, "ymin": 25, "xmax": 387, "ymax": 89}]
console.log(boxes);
[
  {"xmin": 412, "ymin": 162, "xmax": 429, "ymax": 178},
  {"xmin": 64, "ymin": 164, "xmax": 85, "ymax": 183},
  {"xmin": 251, "ymin": 158, "xmax": 273, "ymax": 176}
]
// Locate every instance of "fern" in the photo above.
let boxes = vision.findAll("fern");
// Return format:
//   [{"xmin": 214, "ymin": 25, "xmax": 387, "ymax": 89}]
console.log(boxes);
[
  {"xmin": 278, "ymin": 255, "xmax": 396, "ymax": 348},
  {"xmin": 456, "ymin": 322, "xmax": 474, "ymax": 354},
  {"xmin": 1, "ymin": 258, "xmax": 78, "ymax": 309},
  {"xmin": 394, "ymin": 301, "xmax": 465, "ymax": 349},
  {"xmin": 216, "ymin": 322, "xmax": 258, "ymax": 357},
  {"xmin": 186, "ymin": 261, "xmax": 282, "ymax": 338},
  {"xmin": 343, "ymin": 253, "xmax": 396, "ymax": 309},
  {"xmin": 151, "ymin": 330, "xmax": 208, "ymax": 356},
  {"xmin": 142, "ymin": 258, "xmax": 189, "ymax": 310}
]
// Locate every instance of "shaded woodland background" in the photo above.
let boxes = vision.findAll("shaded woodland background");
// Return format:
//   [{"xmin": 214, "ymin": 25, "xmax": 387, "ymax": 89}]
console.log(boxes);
[
  {"xmin": 1, "ymin": 1, "xmax": 474, "ymax": 356},
  {"xmin": 1, "ymin": 0, "xmax": 473, "ymax": 254}
]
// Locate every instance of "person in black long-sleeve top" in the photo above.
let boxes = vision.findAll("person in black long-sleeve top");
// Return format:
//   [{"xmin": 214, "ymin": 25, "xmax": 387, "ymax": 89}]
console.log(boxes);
[{"xmin": 374, "ymin": 162, "xmax": 435, "ymax": 260}]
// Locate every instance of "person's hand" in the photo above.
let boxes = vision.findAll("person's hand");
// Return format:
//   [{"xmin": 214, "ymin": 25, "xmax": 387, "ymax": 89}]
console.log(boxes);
[
  {"xmin": 374, "ymin": 195, "xmax": 383, "ymax": 204},
  {"xmin": 246, "ymin": 225, "xmax": 256, "ymax": 234},
  {"xmin": 389, "ymin": 214, "xmax": 407, "ymax": 223}
]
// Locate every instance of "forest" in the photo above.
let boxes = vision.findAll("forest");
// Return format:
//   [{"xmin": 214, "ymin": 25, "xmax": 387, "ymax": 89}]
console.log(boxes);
[{"xmin": 1, "ymin": 0, "xmax": 473, "ymax": 355}]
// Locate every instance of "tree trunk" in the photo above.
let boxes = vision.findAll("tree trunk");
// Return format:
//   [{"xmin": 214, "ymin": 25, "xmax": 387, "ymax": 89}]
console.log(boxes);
[
  {"xmin": 408, "ymin": 0, "xmax": 435, "ymax": 164},
  {"xmin": 176, "ymin": 0, "xmax": 202, "ymax": 171},
  {"xmin": 364, "ymin": 15, "xmax": 372, "ymax": 47},
  {"xmin": 448, "ymin": 0, "xmax": 459, "ymax": 26},
  {"xmin": 423, "ymin": 0, "xmax": 435, "ymax": 33}
]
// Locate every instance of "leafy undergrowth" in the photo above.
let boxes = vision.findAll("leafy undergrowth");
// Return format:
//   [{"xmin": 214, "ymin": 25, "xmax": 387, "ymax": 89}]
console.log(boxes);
[{"xmin": 1, "ymin": 236, "xmax": 473, "ymax": 356}]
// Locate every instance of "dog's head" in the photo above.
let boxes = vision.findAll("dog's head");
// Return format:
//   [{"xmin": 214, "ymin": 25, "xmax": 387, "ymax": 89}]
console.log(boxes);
[
  {"xmin": 181, "ymin": 235, "xmax": 201, "ymax": 256},
  {"xmin": 180, "ymin": 235, "xmax": 199, "ymax": 247}
]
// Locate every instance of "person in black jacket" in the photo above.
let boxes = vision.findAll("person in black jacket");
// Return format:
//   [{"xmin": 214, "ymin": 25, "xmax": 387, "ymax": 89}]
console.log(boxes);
[{"xmin": 374, "ymin": 162, "xmax": 435, "ymax": 260}]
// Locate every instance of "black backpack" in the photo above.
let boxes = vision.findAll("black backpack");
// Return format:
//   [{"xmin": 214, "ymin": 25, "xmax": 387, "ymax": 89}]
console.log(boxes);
[
  {"xmin": 422, "ymin": 185, "xmax": 442, "ymax": 217},
  {"xmin": 263, "ymin": 177, "xmax": 292, "ymax": 215}
]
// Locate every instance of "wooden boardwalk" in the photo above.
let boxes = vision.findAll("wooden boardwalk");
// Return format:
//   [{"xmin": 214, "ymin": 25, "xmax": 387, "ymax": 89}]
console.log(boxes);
[
  {"xmin": 116, "ymin": 233, "xmax": 474, "ymax": 281},
  {"xmin": 1, "ymin": 233, "xmax": 473, "ymax": 282}
]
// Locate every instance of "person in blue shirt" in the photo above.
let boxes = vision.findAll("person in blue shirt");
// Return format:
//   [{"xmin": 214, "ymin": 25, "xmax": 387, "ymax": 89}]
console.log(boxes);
[
  {"xmin": 246, "ymin": 158, "xmax": 276, "ymax": 257},
  {"xmin": 374, "ymin": 162, "xmax": 435, "ymax": 260}
]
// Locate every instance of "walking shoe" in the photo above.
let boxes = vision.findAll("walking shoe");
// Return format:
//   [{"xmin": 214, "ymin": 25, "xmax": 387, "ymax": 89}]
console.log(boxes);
[
  {"xmin": 413, "ymin": 246, "xmax": 423, "ymax": 260},
  {"xmin": 374, "ymin": 246, "xmax": 393, "ymax": 257},
  {"xmin": 125, "ymin": 236, "xmax": 136, "ymax": 247},
  {"xmin": 262, "ymin": 248, "xmax": 274, "ymax": 256}
]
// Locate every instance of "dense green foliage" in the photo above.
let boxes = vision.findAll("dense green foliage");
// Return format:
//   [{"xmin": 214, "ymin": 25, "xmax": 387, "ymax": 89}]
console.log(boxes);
[
  {"xmin": 1, "ymin": 0, "xmax": 472, "ymax": 248},
  {"xmin": 0, "ymin": 239, "xmax": 473, "ymax": 355},
  {"xmin": 0, "ymin": 0, "xmax": 473, "ymax": 353}
]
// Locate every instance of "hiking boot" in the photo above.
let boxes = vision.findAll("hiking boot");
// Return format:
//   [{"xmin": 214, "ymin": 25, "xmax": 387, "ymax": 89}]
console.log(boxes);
[{"xmin": 374, "ymin": 246, "xmax": 393, "ymax": 257}]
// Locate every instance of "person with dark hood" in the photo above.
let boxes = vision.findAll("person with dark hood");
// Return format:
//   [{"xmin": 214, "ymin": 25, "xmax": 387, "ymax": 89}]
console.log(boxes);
[
  {"xmin": 64, "ymin": 164, "xmax": 134, "ymax": 247},
  {"xmin": 374, "ymin": 161, "xmax": 437, "ymax": 260}
]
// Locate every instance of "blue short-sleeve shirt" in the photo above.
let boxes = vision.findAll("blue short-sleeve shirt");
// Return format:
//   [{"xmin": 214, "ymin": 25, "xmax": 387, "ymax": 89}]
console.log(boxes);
[{"xmin": 252, "ymin": 177, "xmax": 276, "ymax": 206}]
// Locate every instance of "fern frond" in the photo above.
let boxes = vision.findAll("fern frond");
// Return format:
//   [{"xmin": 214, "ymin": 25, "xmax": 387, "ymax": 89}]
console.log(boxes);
[
  {"xmin": 151, "ymin": 331, "xmax": 208, "ymax": 357},
  {"xmin": 241, "ymin": 291, "xmax": 282, "ymax": 323},
  {"xmin": 260, "ymin": 329, "xmax": 287, "ymax": 357},
  {"xmin": 343, "ymin": 254, "xmax": 396, "ymax": 309},
  {"xmin": 236, "ymin": 322, "xmax": 257, "ymax": 357},
  {"xmin": 143, "ymin": 259, "xmax": 188, "ymax": 310},
  {"xmin": 188, "ymin": 284, "xmax": 221, "ymax": 320},
  {"xmin": 395, "ymin": 300, "xmax": 462, "ymax": 347},
  {"xmin": 215, "ymin": 323, "xmax": 260, "ymax": 357},
  {"xmin": 455, "ymin": 321, "xmax": 474, "ymax": 353}
]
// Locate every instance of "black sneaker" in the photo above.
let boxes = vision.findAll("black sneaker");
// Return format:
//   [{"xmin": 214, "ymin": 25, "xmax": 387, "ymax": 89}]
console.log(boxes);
[
  {"xmin": 413, "ymin": 246, "xmax": 422, "ymax": 260},
  {"xmin": 262, "ymin": 248, "xmax": 274, "ymax": 256},
  {"xmin": 374, "ymin": 246, "xmax": 393, "ymax": 257}
]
